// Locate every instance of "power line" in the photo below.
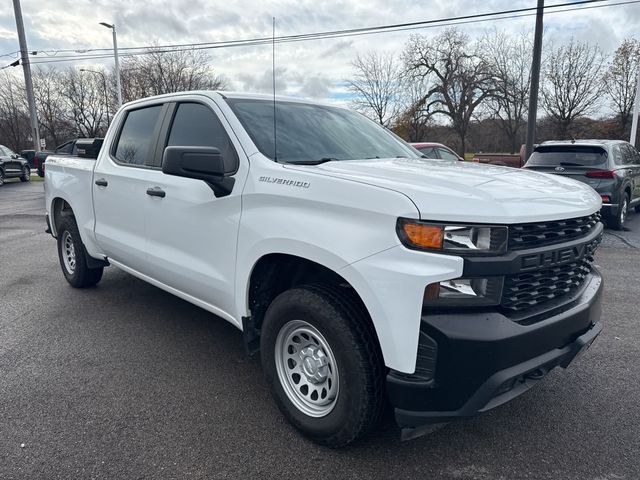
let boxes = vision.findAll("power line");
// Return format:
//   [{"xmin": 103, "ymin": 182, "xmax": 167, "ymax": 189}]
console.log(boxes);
[
  {"xmin": 6, "ymin": 0, "xmax": 638, "ymax": 67},
  {"xmin": 16, "ymin": 0, "xmax": 616, "ymax": 58}
]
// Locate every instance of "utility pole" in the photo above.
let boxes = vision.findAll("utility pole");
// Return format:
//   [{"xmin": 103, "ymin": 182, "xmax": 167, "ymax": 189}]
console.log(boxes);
[
  {"xmin": 100, "ymin": 22, "xmax": 122, "ymax": 108},
  {"xmin": 525, "ymin": 0, "xmax": 544, "ymax": 162},
  {"xmin": 12, "ymin": 0, "xmax": 40, "ymax": 151},
  {"xmin": 630, "ymin": 66, "xmax": 640, "ymax": 147}
]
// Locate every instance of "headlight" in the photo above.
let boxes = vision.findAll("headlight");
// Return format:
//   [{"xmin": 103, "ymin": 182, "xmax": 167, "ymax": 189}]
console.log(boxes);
[
  {"xmin": 396, "ymin": 218, "xmax": 508, "ymax": 255},
  {"xmin": 424, "ymin": 277, "xmax": 503, "ymax": 307}
]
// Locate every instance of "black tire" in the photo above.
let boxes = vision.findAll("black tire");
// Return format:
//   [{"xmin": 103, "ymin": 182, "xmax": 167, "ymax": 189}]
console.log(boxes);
[
  {"xmin": 0, "ymin": 169, "xmax": 4, "ymax": 186},
  {"xmin": 608, "ymin": 193, "xmax": 629, "ymax": 231},
  {"xmin": 260, "ymin": 283, "xmax": 385, "ymax": 447},
  {"xmin": 56, "ymin": 216, "xmax": 104, "ymax": 288},
  {"xmin": 20, "ymin": 166, "xmax": 30, "ymax": 182},
  {"xmin": 635, "ymin": 203, "xmax": 640, "ymax": 214}
]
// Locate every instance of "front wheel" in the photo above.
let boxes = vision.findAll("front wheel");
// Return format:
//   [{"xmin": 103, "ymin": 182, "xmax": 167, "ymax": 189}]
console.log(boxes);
[
  {"xmin": 20, "ymin": 166, "xmax": 30, "ymax": 182},
  {"xmin": 56, "ymin": 217, "xmax": 104, "ymax": 288},
  {"xmin": 260, "ymin": 284, "xmax": 385, "ymax": 447}
]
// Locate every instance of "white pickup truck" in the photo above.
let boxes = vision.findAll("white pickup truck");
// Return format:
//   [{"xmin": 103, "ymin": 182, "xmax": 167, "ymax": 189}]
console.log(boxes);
[{"xmin": 45, "ymin": 91, "xmax": 604, "ymax": 446}]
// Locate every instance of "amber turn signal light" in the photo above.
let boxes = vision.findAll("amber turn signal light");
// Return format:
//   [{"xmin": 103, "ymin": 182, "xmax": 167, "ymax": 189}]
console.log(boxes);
[{"xmin": 401, "ymin": 223, "xmax": 444, "ymax": 249}]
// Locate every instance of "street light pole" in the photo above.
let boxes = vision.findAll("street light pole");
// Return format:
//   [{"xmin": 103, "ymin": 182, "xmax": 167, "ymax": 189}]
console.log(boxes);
[
  {"xmin": 100, "ymin": 22, "xmax": 122, "ymax": 108},
  {"xmin": 12, "ymin": 0, "xmax": 41, "ymax": 151},
  {"xmin": 80, "ymin": 69, "xmax": 110, "ymax": 125}
]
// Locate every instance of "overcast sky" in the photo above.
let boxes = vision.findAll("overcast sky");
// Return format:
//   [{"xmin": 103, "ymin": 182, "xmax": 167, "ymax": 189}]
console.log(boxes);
[{"xmin": 1, "ymin": 0, "xmax": 639, "ymax": 103}]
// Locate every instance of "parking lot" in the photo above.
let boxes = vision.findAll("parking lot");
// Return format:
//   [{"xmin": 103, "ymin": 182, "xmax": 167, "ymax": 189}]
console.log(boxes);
[{"xmin": 1, "ymin": 180, "xmax": 639, "ymax": 479}]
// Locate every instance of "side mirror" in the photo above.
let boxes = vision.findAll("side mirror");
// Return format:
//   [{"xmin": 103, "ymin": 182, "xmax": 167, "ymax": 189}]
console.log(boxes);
[
  {"xmin": 11, "ymin": 154, "xmax": 19, "ymax": 159},
  {"xmin": 162, "ymin": 146, "xmax": 234, "ymax": 197}
]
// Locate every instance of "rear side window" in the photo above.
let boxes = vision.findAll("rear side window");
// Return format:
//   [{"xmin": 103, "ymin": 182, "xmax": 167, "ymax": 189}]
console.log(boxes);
[
  {"xmin": 166, "ymin": 102, "xmax": 238, "ymax": 174},
  {"xmin": 527, "ymin": 146, "xmax": 608, "ymax": 167},
  {"xmin": 114, "ymin": 105, "xmax": 163, "ymax": 166},
  {"xmin": 56, "ymin": 142, "xmax": 73, "ymax": 155},
  {"xmin": 417, "ymin": 147, "xmax": 437, "ymax": 158}
]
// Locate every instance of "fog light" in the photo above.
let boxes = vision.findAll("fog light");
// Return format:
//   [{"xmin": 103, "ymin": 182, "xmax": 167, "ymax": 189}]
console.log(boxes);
[{"xmin": 423, "ymin": 277, "xmax": 503, "ymax": 307}]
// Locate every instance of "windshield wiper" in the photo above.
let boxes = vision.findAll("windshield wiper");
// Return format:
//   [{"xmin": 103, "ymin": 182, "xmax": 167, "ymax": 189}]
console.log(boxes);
[{"xmin": 285, "ymin": 158, "xmax": 338, "ymax": 165}]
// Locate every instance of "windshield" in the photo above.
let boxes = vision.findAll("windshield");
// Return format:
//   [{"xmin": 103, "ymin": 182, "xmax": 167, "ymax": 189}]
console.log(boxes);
[
  {"xmin": 226, "ymin": 98, "xmax": 417, "ymax": 163},
  {"xmin": 527, "ymin": 146, "xmax": 608, "ymax": 167}
]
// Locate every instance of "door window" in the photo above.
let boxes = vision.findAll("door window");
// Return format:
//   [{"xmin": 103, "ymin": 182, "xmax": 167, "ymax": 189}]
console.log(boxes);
[
  {"xmin": 166, "ymin": 102, "xmax": 238, "ymax": 174},
  {"xmin": 630, "ymin": 145, "xmax": 640, "ymax": 165},
  {"xmin": 437, "ymin": 147, "xmax": 460, "ymax": 161},
  {"xmin": 114, "ymin": 105, "xmax": 164, "ymax": 166},
  {"xmin": 56, "ymin": 142, "xmax": 74, "ymax": 155}
]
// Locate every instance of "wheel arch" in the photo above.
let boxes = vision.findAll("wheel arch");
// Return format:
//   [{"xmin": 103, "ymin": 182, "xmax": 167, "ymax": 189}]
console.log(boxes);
[
  {"xmin": 50, "ymin": 196, "xmax": 75, "ymax": 238},
  {"xmin": 242, "ymin": 252, "xmax": 383, "ymax": 361}
]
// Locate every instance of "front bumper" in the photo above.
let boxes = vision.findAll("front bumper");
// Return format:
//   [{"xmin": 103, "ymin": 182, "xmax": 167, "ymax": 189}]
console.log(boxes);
[{"xmin": 388, "ymin": 269, "xmax": 603, "ymax": 430}]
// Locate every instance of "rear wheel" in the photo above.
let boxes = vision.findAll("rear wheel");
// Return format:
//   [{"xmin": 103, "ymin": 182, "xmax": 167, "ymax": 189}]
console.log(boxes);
[
  {"xmin": 609, "ymin": 193, "xmax": 629, "ymax": 230},
  {"xmin": 20, "ymin": 166, "xmax": 30, "ymax": 182},
  {"xmin": 0, "ymin": 169, "xmax": 4, "ymax": 186},
  {"xmin": 56, "ymin": 217, "xmax": 104, "ymax": 288},
  {"xmin": 260, "ymin": 284, "xmax": 384, "ymax": 447}
]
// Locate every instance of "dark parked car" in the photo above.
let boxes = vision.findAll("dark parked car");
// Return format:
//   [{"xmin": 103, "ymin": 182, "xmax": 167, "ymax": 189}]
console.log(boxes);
[
  {"xmin": 524, "ymin": 140, "xmax": 640, "ymax": 229},
  {"xmin": 410, "ymin": 142, "xmax": 463, "ymax": 161},
  {"xmin": 0, "ymin": 144, "xmax": 30, "ymax": 186},
  {"xmin": 35, "ymin": 138, "xmax": 104, "ymax": 176},
  {"xmin": 20, "ymin": 149, "xmax": 36, "ymax": 168}
]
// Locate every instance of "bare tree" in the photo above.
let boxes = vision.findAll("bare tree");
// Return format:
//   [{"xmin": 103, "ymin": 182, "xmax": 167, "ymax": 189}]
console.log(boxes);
[
  {"xmin": 60, "ymin": 68, "xmax": 108, "ymax": 138},
  {"xmin": 0, "ymin": 72, "xmax": 30, "ymax": 151},
  {"xmin": 119, "ymin": 48, "xmax": 228, "ymax": 103},
  {"xmin": 542, "ymin": 38, "xmax": 606, "ymax": 139},
  {"xmin": 346, "ymin": 52, "xmax": 402, "ymax": 126},
  {"xmin": 32, "ymin": 67, "xmax": 75, "ymax": 147},
  {"xmin": 604, "ymin": 38, "xmax": 640, "ymax": 135},
  {"xmin": 403, "ymin": 28, "xmax": 495, "ymax": 155},
  {"xmin": 481, "ymin": 30, "xmax": 532, "ymax": 153},
  {"xmin": 393, "ymin": 74, "xmax": 433, "ymax": 141}
]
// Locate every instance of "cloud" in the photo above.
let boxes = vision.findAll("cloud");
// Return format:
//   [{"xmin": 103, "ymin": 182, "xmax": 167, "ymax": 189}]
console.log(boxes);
[{"xmin": 0, "ymin": 0, "xmax": 637, "ymax": 102}]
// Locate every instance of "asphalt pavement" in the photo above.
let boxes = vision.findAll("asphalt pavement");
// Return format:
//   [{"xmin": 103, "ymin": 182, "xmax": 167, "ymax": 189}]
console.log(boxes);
[{"xmin": 1, "ymin": 180, "xmax": 639, "ymax": 479}]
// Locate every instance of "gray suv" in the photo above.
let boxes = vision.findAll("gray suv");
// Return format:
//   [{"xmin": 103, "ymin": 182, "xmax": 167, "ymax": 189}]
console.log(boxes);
[{"xmin": 524, "ymin": 140, "xmax": 640, "ymax": 230}]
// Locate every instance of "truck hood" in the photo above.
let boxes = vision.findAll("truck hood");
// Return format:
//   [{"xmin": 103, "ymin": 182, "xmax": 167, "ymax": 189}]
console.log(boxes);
[{"xmin": 288, "ymin": 158, "xmax": 601, "ymax": 223}]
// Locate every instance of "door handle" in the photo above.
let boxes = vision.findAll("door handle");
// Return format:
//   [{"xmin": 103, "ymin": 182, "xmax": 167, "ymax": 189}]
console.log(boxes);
[
  {"xmin": 95, "ymin": 178, "xmax": 108, "ymax": 187},
  {"xmin": 146, "ymin": 187, "xmax": 166, "ymax": 198}
]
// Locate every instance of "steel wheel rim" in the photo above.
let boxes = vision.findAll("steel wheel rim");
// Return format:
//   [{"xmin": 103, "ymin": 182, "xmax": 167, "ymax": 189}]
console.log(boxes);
[
  {"xmin": 275, "ymin": 320, "xmax": 339, "ymax": 417},
  {"xmin": 61, "ymin": 231, "xmax": 76, "ymax": 274}
]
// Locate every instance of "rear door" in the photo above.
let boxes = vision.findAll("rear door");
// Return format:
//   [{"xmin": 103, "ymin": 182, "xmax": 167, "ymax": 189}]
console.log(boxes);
[
  {"xmin": 623, "ymin": 143, "xmax": 640, "ymax": 203},
  {"xmin": 92, "ymin": 103, "xmax": 167, "ymax": 273},
  {"xmin": 524, "ymin": 145, "xmax": 610, "ymax": 190},
  {"xmin": 142, "ymin": 98, "xmax": 248, "ymax": 317},
  {"xmin": 2, "ymin": 146, "xmax": 22, "ymax": 176}
]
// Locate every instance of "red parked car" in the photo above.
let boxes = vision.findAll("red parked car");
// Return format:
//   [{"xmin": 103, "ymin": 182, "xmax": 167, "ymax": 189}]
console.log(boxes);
[{"xmin": 410, "ymin": 142, "xmax": 463, "ymax": 161}]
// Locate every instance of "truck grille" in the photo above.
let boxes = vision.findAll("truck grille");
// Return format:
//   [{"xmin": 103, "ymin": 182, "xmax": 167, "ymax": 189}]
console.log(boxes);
[
  {"xmin": 508, "ymin": 213, "xmax": 601, "ymax": 251},
  {"xmin": 501, "ymin": 254, "xmax": 595, "ymax": 311}
]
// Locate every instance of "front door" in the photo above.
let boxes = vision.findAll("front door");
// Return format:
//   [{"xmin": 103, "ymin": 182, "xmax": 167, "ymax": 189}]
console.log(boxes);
[
  {"xmin": 143, "ymin": 99, "xmax": 248, "ymax": 320},
  {"xmin": 1, "ymin": 146, "xmax": 21, "ymax": 177},
  {"xmin": 93, "ymin": 103, "xmax": 166, "ymax": 273}
]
